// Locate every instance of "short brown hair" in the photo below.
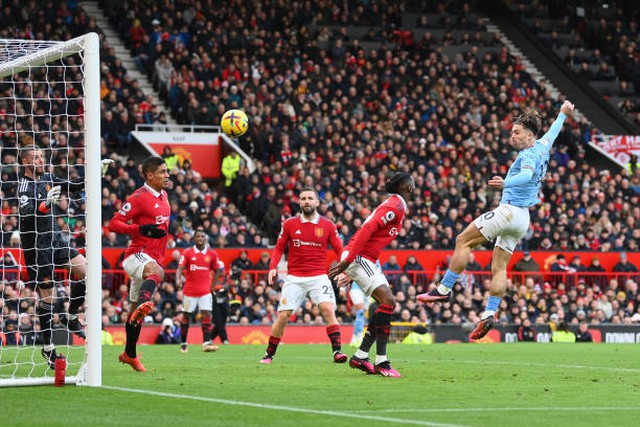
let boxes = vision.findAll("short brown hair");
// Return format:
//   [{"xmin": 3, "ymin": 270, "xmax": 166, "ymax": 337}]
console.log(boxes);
[
  {"xmin": 299, "ymin": 186, "xmax": 318, "ymax": 198},
  {"xmin": 514, "ymin": 109, "xmax": 542, "ymax": 136},
  {"xmin": 141, "ymin": 156, "xmax": 166, "ymax": 177}
]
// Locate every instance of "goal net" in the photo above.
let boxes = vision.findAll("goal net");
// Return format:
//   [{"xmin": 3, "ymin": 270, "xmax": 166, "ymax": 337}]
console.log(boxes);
[{"xmin": 0, "ymin": 34, "xmax": 101, "ymax": 387}]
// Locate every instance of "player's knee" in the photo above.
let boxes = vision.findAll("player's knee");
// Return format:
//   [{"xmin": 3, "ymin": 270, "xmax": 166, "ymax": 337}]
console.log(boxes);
[
  {"xmin": 277, "ymin": 310, "xmax": 291, "ymax": 322},
  {"xmin": 144, "ymin": 263, "xmax": 164, "ymax": 280},
  {"xmin": 319, "ymin": 304, "xmax": 335, "ymax": 319}
]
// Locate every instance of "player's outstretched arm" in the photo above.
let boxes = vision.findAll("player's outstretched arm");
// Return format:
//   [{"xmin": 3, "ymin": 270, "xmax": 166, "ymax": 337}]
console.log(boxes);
[
  {"xmin": 560, "ymin": 100, "xmax": 574, "ymax": 117},
  {"xmin": 541, "ymin": 100, "xmax": 574, "ymax": 147}
]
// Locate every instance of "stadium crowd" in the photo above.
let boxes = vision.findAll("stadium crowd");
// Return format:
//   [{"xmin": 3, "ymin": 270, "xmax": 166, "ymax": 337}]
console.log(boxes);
[
  {"xmin": 2, "ymin": 1, "xmax": 640, "ymax": 341},
  {"xmin": 511, "ymin": 0, "xmax": 640, "ymax": 126}
]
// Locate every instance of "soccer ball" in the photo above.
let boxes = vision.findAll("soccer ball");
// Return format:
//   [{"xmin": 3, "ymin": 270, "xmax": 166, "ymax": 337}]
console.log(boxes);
[{"xmin": 220, "ymin": 109, "xmax": 249, "ymax": 137}]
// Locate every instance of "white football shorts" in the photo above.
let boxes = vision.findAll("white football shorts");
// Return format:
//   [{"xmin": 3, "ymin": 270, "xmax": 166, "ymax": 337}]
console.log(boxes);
[
  {"xmin": 341, "ymin": 252, "xmax": 389, "ymax": 297},
  {"xmin": 473, "ymin": 203, "xmax": 530, "ymax": 253},
  {"xmin": 278, "ymin": 274, "xmax": 336, "ymax": 312},
  {"xmin": 182, "ymin": 294, "xmax": 213, "ymax": 313},
  {"xmin": 122, "ymin": 251, "xmax": 156, "ymax": 303}
]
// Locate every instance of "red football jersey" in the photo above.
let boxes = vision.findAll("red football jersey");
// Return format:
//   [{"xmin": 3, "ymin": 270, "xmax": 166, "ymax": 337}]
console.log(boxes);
[
  {"xmin": 179, "ymin": 246, "xmax": 220, "ymax": 297},
  {"xmin": 269, "ymin": 213, "xmax": 343, "ymax": 277},
  {"xmin": 108, "ymin": 184, "xmax": 170, "ymax": 266},
  {"xmin": 344, "ymin": 194, "xmax": 407, "ymax": 263}
]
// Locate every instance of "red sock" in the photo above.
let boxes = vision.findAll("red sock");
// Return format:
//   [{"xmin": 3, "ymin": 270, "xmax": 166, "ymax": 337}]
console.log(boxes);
[
  {"xmin": 266, "ymin": 336, "xmax": 281, "ymax": 357},
  {"xmin": 326, "ymin": 324, "xmax": 342, "ymax": 352}
]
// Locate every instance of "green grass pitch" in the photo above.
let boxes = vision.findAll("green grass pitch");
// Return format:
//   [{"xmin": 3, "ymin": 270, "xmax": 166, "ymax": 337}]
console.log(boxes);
[{"xmin": 2, "ymin": 343, "xmax": 639, "ymax": 426}]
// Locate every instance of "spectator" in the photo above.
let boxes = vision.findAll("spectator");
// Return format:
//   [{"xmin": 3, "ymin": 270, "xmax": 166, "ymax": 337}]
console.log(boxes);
[
  {"xmin": 517, "ymin": 317, "xmax": 536, "ymax": 342},
  {"xmin": 575, "ymin": 321, "xmax": 593, "ymax": 342},
  {"xmin": 627, "ymin": 154, "xmax": 640, "ymax": 176},
  {"xmin": 404, "ymin": 255, "xmax": 428, "ymax": 288},
  {"xmin": 613, "ymin": 252, "xmax": 639, "ymax": 274},
  {"xmin": 230, "ymin": 250, "xmax": 253, "ymax": 282},
  {"xmin": 155, "ymin": 318, "xmax": 181, "ymax": 344},
  {"xmin": 552, "ymin": 321, "xmax": 576, "ymax": 343},
  {"xmin": 162, "ymin": 146, "xmax": 180, "ymax": 174},
  {"xmin": 382, "ymin": 255, "xmax": 402, "ymax": 285},
  {"xmin": 512, "ymin": 251, "xmax": 540, "ymax": 284}
]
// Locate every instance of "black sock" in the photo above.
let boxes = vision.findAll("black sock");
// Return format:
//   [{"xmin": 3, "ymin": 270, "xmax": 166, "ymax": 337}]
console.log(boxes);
[
  {"xmin": 68, "ymin": 280, "xmax": 86, "ymax": 315},
  {"xmin": 125, "ymin": 321, "xmax": 142, "ymax": 358},
  {"xmin": 202, "ymin": 317, "xmax": 212, "ymax": 343},
  {"xmin": 180, "ymin": 315, "xmax": 190, "ymax": 344},
  {"xmin": 138, "ymin": 279, "xmax": 157, "ymax": 303},
  {"xmin": 358, "ymin": 312, "xmax": 377, "ymax": 354},
  {"xmin": 374, "ymin": 304, "xmax": 394, "ymax": 358},
  {"xmin": 38, "ymin": 301, "xmax": 54, "ymax": 346}
]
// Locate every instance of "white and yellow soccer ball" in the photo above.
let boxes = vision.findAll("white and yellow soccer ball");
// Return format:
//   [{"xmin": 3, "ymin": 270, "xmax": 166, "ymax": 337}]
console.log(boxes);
[{"xmin": 220, "ymin": 109, "xmax": 249, "ymax": 137}]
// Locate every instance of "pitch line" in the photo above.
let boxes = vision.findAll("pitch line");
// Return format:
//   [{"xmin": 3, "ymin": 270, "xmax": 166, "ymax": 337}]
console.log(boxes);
[
  {"xmin": 103, "ymin": 385, "xmax": 468, "ymax": 427},
  {"xmin": 453, "ymin": 359, "xmax": 640, "ymax": 374},
  {"xmin": 347, "ymin": 407, "xmax": 640, "ymax": 414}
]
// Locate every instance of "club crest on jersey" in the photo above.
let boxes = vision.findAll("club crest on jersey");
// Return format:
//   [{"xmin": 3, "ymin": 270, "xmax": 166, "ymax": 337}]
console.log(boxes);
[
  {"xmin": 205, "ymin": 257, "xmax": 210, "ymax": 263},
  {"xmin": 315, "ymin": 228, "xmax": 324, "ymax": 237}
]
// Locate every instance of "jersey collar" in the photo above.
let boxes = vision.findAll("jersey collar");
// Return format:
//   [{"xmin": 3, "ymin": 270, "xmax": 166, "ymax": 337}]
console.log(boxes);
[
  {"xmin": 300, "ymin": 212, "xmax": 320, "ymax": 224},
  {"xmin": 390, "ymin": 193, "xmax": 408, "ymax": 212},
  {"xmin": 193, "ymin": 245, "xmax": 208, "ymax": 254},
  {"xmin": 144, "ymin": 183, "xmax": 162, "ymax": 198}
]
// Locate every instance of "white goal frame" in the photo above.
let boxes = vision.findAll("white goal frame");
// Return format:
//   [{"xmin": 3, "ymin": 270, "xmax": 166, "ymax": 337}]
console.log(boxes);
[{"xmin": 0, "ymin": 33, "xmax": 101, "ymax": 387}]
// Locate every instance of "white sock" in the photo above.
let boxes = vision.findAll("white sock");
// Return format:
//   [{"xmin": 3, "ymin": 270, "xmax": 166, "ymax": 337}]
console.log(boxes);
[
  {"xmin": 354, "ymin": 349, "xmax": 368, "ymax": 359},
  {"xmin": 375, "ymin": 355, "xmax": 388, "ymax": 365},
  {"xmin": 437, "ymin": 284, "xmax": 451, "ymax": 295},
  {"xmin": 481, "ymin": 310, "xmax": 495, "ymax": 320},
  {"xmin": 43, "ymin": 344, "xmax": 55, "ymax": 352}
]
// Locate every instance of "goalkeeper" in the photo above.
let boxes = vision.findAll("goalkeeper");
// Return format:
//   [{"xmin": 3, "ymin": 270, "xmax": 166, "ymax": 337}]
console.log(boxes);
[{"xmin": 18, "ymin": 145, "xmax": 113, "ymax": 369}]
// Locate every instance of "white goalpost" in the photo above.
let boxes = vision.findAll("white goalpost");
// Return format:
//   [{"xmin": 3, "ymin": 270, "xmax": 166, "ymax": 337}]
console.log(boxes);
[{"xmin": 0, "ymin": 33, "xmax": 101, "ymax": 386}]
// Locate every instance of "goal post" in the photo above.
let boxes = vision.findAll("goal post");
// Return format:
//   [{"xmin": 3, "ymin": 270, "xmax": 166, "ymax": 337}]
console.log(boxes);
[{"xmin": 0, "ymin": 33, "xmax": 101, "ymax": 387}]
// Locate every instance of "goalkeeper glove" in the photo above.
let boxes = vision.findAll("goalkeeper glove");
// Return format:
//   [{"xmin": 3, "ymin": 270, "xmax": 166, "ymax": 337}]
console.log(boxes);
[
  {"xmin": 139, "ymin": 224, "xmax": 167, "ymax": 239},
  {"xmin": 45, "ymin": 186, "xmax": 61, "ymax": 207},
  {"xmin": 101, "ymin": 159, "xmax": 115, "ymax": 177}
]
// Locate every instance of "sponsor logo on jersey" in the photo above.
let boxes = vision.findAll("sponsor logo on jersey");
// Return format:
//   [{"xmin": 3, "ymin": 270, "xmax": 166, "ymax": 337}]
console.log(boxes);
[
  {"xmin": 292, "ymin": 239, "xmax": 322, "ymax": 248},
  {"xmin": 190, "ymin": 264, "xmax": 210, "ymax": 271}
]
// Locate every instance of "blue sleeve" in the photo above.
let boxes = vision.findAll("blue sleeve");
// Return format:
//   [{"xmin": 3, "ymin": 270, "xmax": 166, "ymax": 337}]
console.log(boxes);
[
  {"xmin": 538, "ymin": 112, "xmax": 566, "ymax": 151},
  {"xmin": 504, "ymin": 168, "xmax": 534, "ymax": 188}
]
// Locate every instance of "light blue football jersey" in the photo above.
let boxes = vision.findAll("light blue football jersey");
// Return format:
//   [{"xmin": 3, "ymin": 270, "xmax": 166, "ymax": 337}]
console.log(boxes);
[{"xmin": 501, "ymin": 112, "xmax": 566, "ymax": 207}]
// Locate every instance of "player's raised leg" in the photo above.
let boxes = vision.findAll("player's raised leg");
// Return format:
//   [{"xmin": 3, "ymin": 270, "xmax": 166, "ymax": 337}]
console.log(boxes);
[{"xmin": 417, "ymin": 222, "xmax": 489, "ymax": 303}]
